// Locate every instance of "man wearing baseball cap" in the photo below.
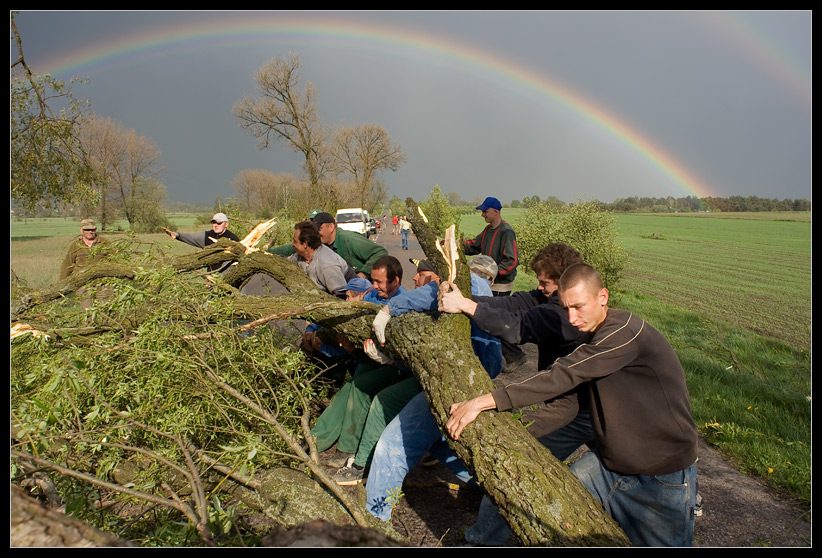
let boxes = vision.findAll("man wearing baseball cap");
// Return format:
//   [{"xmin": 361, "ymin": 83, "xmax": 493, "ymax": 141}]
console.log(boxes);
[
  {"xmin": 464, "ymin": 197, "xmax": 518, "ymax": 296},
  {"xmin": 463, "ymin": 196, "xmax": 523, "ymax": 366},
  {"xmin": 161, "ymin": 212, "xmax": 240, "ymax": 249},
  {"xmin": 409, "ymin": 258, "xmax": 438, "ymax": 288},
  {"xmin": 60, "ymin": 218, "xmax": 110, "ymax": 280},
  {"xmin": 161, "ymin": 212, "xmax": 240, "ymax": 272}
]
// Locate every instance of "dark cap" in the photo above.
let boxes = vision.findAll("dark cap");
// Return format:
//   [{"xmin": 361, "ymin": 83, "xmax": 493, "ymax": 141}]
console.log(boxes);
[
  {"xmin": 311, "ymin": 212, "xmax": 336, "ymax": 226},
  {"xmin": 476, "ymin": 197, "xmax": 502, "ymax": 211},
  {"xmin": 410, "ymin": 258, "xmax": 437, "ymax": 273}
]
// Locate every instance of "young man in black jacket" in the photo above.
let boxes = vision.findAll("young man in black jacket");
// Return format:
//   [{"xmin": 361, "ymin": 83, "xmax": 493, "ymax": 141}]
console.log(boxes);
[{"xmin": 446, "ymin": 263, "xmax": 700, "ymax": 547}]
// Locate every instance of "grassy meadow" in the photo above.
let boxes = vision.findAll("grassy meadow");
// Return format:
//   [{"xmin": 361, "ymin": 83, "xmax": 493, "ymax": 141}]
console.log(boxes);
[{"xmin": 10, "ymin": 209, "xmax": 812, "ymax": 503}]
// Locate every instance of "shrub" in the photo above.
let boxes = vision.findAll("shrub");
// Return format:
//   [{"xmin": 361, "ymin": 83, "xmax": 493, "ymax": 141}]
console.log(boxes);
[{"xmin": 514, "ymin": 199, "xmax": 629, "ymax": 289}]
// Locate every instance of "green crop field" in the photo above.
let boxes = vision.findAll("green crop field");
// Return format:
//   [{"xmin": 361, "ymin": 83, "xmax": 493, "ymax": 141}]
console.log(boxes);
[
  {"xmin": 461, "ymin": 210, "xmax": 812, "ymax": 351},
  {"xmin": 613, "ymin": 213, "xmax": 812, "ymax": 351}
]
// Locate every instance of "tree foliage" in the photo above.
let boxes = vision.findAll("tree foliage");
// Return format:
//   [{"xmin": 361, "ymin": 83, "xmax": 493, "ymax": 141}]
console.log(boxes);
[{"xmin": 10, "ymin": 12, "xmax": 96, "ymax": 214}]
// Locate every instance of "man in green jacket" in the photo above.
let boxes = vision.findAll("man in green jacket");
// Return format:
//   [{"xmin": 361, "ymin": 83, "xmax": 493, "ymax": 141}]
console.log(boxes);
[{"xmin": 269, "ymin": 212, "xmax": 388, "ymax": 280}]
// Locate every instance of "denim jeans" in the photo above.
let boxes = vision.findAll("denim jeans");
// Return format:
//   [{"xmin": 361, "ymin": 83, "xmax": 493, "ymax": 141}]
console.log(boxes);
[
  {"xmin": 466, "ymin": 439, "xmax": 698, "ymax": 547},
  {"xmin": 401, "ymin": 228, "xmax": 409, "ymax": 249},
  {"xmin": 463, "ymin": 410, "xmax": 594, "ymax": 546},
  {"xmin": 366, "ymin": 391, "xmax": 475, "ymax": 521},
  {"xmin": 570, "ymin": 450, "xmax": 698, "ymax": 547}
]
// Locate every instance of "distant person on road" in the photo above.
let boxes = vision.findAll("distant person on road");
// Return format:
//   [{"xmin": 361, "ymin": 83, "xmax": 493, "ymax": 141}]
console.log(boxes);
[
  {"xmin": 60, "ymin": 218, "xmax": 110, "ymax": 280},
  {"xmin": 400, "ymin": 215, "xmax": 412, "ymax": 250},
  {"xmin": 392, "ymin": 215, "xmax": 399, "ymax": 235},
  {"xmin": 268, "ymin": 212, "xmax": 388, "ymax": 280},
  {"xmin": 445, "ymin": 263, "xmax": 700, "ymax": 547}
]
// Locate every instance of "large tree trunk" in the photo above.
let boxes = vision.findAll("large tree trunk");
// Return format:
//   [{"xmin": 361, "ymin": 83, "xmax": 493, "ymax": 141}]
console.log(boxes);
[{"xmin": 11, "ymin": 220, "xmax": 630, "ymax": 547}]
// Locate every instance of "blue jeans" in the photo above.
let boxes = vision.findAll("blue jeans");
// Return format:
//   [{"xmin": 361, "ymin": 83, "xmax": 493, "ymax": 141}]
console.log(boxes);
[
  {"xmin": 466, "ymin": 426, "xmax": 698, "ymax": 546},
  {"xmin": 401, "ymin": 229, "xmax": 409, "ymax": 249},
  {"xmin": 571, "ymin": 450, "xmax": 698, "ymax": 547},
  {"xmin": 463, "ymin": 410, "xmax": 594, "ymax": 546},
  {"xmin": 366, "ymin": 391, "xmax": 474, "ymax": 521}
]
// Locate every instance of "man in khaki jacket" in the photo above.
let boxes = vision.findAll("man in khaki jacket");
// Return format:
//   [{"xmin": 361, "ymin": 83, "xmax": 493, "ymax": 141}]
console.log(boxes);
[{"xmin": 60, "ymin": 218, "xmax": 109, "ymax": 280}]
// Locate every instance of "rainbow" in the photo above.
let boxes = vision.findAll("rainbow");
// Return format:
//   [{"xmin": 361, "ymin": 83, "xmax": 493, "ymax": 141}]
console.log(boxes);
[{"xmin": 32, "ymin": 12, "xmax": 772, "ymax": 200}]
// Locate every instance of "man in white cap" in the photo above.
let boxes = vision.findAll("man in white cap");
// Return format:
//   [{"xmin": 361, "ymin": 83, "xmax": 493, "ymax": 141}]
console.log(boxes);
[{"xmin": 161, "ymin": 212, "xmax": 240, "ymax": 249}]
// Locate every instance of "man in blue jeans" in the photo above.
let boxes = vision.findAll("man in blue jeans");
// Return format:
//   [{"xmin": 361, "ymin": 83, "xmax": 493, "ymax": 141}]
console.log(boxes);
[{"xmin": 446, "ymin": 263, "xmax": 699, "ymax": 546}]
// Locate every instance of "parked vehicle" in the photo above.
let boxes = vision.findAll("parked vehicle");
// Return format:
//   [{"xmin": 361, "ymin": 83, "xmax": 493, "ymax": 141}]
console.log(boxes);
[
  {"xmin": 335, "ymin": 208, "xmax": 368, "ymax": 236},
  {"xmin": 367, "ymin": 218, "xmax": 378, "ymax": 237}
]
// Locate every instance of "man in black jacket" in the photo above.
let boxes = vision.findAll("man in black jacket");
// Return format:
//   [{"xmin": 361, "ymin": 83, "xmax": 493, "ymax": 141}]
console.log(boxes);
[
  {"xmin": 446, "ymin": 263, "xmax": 700, "ymax": 547},
  {"xmin": 438, "ymin": 242, "xmax": 594, "ymax": 545}
]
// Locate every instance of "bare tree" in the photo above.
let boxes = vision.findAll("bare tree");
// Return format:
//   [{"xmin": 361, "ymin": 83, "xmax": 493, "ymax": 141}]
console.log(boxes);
[
  {"xmin": 78, "ymin": 115, "xmax": 163, "ymax": 229},
  {"xmin": 331, "ymin": 124, "xmax": 406, "ymax": 210},
  {"xmin": 233, "ymin": 53, "xmax": 332, "ymax": 203}
]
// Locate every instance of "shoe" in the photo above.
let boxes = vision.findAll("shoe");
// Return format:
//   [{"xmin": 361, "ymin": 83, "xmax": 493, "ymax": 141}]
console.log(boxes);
[
  {"xmin": 333, "ymin": 461, "xmax": 366, "ymax": 486},
  {"xmin": 421, "ymin": 453, "xmax": 438, "ymax": 467},
  {"xmin": 320, "ymin": 448, "xmax": 354, "ymax": 469}
]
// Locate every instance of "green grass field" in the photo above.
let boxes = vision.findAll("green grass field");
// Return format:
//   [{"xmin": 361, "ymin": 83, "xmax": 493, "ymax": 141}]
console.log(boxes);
[{"xmin": 10, "ymin": 210, "xmax": 812, "ymax": 503}]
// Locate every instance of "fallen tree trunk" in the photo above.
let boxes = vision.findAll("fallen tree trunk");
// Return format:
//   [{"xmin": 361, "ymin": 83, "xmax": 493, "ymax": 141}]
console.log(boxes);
[{"xmin": 11, "ymin": 217, "xmax": 629, "ymax": 546}]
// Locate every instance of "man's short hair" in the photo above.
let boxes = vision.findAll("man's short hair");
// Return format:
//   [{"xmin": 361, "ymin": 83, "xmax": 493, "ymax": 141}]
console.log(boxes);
[
  {"xmin": 294, "ymin": 221, "xmax": 322, "ymax": 249},
  {"xmin": 530, "ymin": 242, "xmax": 584, "ymax": 282},
  {"xmin": 558, "ymin": 262, "xmax": 604, "ymax": 294},
  {"xmin": 372, "ymin": 255, "xmax": 403, "ymax": 282}
]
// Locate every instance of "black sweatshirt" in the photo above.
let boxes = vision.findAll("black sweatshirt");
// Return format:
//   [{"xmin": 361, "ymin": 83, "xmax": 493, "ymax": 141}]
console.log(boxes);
[{"xmin": 492, "ymin": 308, "xmax": 698, "ymax": 476}]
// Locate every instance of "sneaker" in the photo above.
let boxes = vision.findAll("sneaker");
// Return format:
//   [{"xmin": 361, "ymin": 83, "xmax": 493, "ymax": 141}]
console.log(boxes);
[
  {"xmin": 320, "ymin": 448, "xmax": 354, "ymax": 469},
  {"xmin": 333, "ymin": 462, "xmax": 366, "ymax": 486}
]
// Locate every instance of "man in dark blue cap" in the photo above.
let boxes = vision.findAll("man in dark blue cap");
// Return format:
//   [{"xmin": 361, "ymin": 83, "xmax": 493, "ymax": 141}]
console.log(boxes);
[
  {"xmin": 464, "ymin": 196, "xmax": 524, "ymax": 367},
  {"xmin": 464, "ymin": 197, "xmax": 519, "ymax": 296}
]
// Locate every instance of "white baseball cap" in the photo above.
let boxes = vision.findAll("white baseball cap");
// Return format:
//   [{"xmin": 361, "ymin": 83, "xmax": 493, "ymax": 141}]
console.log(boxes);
[{"xmin": 211, "ymin": 213, "xmax": 229, "ymax": 224}]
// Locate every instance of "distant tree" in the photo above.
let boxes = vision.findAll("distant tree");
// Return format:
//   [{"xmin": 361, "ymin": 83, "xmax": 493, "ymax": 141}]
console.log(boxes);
[
  {"xmin": 233, "ymin": 53, "xmax": 332, "ymax": 203},
  {"xmin": 125, "ymin": 176, "xmax": 172, "ymax": 233},
  {"xmin": 330, "ymin": 123, "xmax": 406, "ymax": 210},
  {"xmin": 510, "ymin": 199, "xmax": 521, "ymax": 208},
  {"xmin": 10, "ymin": 12, "xmax": 96, "ymax": 214},
  {"xmin": 514, "ymin": 199, "xmax": 628, "ymax": 290},
  {"xmin": 78, "ymin": 115, "xmax": 163, "ymax": 230},
  {"xmin": 388, "ymin": 196, "xmax": 407, "ymax": 218},
  {"xmin": 231, "ymin": 168, "xmax": 299, "ymax": 217},
  {"xmin": 419, "ymin": 184, "xmax": 461, "ymax": 236}
]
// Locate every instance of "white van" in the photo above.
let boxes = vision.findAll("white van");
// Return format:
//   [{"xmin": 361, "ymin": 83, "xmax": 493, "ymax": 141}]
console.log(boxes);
[{"xmin": 335, "ymin": 208, "xmax": 368, "ymax": 236}]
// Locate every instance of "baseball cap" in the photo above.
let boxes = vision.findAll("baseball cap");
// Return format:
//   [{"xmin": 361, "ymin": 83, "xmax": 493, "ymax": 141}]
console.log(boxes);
[
  {"xmin": 476, "ymin": 197, "xmax": 502, "ymax": 211},
  {"xmin": 410, "ymin": 258, "xmax": 437, "ymax": 273},
  {"xmin": 80, "ymin": 218, "xmax": 97, "ymax": 230},
  {"xmin": 311, "ymin": 212, "xmax": 336, "ymax": 226},
  {"xmin": 211, "ymin": 213, "xmax": 229, "ymax": 224},
  {"xmin": 469, "ymin": 255, "xmax": 498, "ymax": 281},
  {"xmin": 344, "ymin": 277, "xmax": 372, "ymax": 293}
]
